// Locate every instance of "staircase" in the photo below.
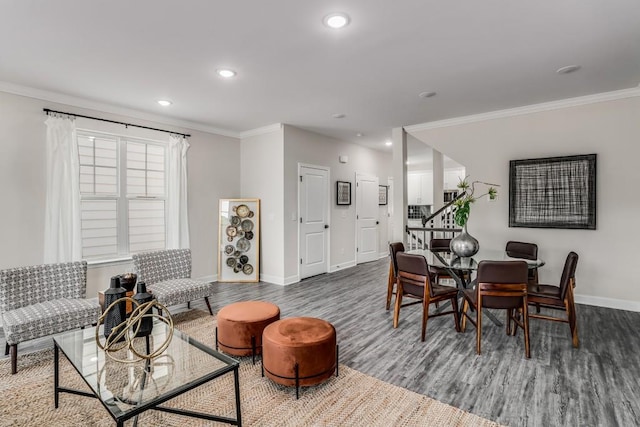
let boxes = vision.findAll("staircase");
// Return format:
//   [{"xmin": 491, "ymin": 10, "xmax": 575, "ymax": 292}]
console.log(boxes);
[{"xmin": 405, "ymin": 193, "xmax": 464, "ymax": 250}]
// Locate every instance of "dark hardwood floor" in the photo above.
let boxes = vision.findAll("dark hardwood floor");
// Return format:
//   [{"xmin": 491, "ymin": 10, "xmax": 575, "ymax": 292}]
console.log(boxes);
[{"xmin": 2, "ymin": 258, "xmax": 639, "ymax": 426}]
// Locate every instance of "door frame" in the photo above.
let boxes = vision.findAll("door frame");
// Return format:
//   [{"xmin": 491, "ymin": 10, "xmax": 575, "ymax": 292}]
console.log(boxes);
[{"xmin": 297, "ymin": 163, "xmax": 331, "ymax": 280}]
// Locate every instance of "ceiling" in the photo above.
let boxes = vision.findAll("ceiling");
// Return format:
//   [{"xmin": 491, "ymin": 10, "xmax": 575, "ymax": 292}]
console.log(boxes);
[{"xmin": 1, "ymin": 1, "xmax": 639, "ymax": 152}]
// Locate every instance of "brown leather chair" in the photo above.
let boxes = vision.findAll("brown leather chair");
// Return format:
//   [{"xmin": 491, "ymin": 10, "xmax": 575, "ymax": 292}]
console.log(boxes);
[
  {"xmin": 505, "ymin": 241, "xmax": 539, "ymax": 285},
  {"xmin": 393, "ymin": 252, "xmax": 460, "ymax": 341},
  {"xmin": 527, "ymin": 252, "xmax": 579, "ymax": 348},
  {"xmin": 461, "ymin": 260, "xmax": 531, "ymax": 358},
  {"xmin": 430, "ymin": 238, "xmax": 451, "ymax": 252},
  {"xmin": 386, "ymin": 242, "xmax": 405, "ymax": 310},
  {"xmin": 429, "ymin": 238, "xmax": 458, "ymax": 284}
]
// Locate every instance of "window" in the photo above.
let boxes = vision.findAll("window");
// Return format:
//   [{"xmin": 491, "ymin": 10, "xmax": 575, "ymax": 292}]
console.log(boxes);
[{"xmin": 78, "ymin": 131, "xmax": 167, "ymax": 261}]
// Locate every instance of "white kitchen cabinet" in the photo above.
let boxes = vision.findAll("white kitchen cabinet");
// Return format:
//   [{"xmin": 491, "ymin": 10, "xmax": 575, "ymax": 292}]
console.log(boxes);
[
  {"xmin": 407, "ymin": 172, "xmax": 433, "ymax": 205},
  {"xmin": 444, "ymin": 168, "xmax": 466, "ymax": 190},
  {"xmin": 408, "ymin": 173, "xmax": 422, "ymax": 205}
]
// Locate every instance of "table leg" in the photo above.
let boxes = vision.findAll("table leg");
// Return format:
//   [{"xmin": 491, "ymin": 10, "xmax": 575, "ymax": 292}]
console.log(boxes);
[
  {"xmin": 54, "ymin": 344, "xmax": 59, "ymax": 408},
  {"xmin": 234, "ymin": 367, "xmax": 242, "ymax": 427}
]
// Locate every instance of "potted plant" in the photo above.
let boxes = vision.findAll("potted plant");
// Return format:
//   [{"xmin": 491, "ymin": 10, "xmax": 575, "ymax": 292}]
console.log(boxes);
[{"xmin": 450, "ymin": 177, "xmax": 499, "ymax": 257}]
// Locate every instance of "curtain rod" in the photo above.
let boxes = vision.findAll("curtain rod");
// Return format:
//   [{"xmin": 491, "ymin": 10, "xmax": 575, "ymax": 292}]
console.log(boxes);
[{"xmin": 43, "ymin": 108, "xmax": 191, "ymax": 138}]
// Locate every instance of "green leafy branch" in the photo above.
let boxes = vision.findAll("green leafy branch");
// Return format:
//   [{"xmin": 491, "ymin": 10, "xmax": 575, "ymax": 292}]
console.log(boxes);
[{"xmin": 452, "ymin": 177, "xmax": 499, "ymax": 227}]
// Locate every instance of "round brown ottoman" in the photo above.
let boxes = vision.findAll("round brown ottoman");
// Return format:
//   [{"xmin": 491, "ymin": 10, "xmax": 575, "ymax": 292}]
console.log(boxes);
[
  {"xmin": 262, "ymin": 317, "xmax": 337, "ymax": 399},
  {"xmin": 216, "ymin": 301, "xmax": 280, "ymax": 363}
]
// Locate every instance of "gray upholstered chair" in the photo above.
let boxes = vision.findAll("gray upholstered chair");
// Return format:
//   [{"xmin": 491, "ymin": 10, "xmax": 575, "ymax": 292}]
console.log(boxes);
[
  {"xmin": 132, "ymin": 249, "xmax": 214, "ymax": 315},
  {"xmin": 0, "ymin": 261, "xmax": 100, "ymax": 374}
]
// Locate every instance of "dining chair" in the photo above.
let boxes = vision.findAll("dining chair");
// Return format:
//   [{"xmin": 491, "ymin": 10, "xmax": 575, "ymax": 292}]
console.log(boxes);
[
  {"xmin": 505, "ymin": 240, "xmax": 539, "ymax": 285},
  {"xmin": 527, "ymin": 251, "xmax": 579, "ymax": 348},
  {"xmin": 393, "ymin": 252, "xmax": 460, "ymax": 342},
  {"xmin": 506, "ymin": 240, "xmax": 540, "ymax": 313},
  {"xmin": 461, "ymin": 260, "xmax": 531, "ymax": 358},
  {"xmin": 386, "ymin": 242, "xmax": 405, "ymax": 310},
  {"xmin": 429, "ymin": 238, "xmax": 467, "ymax": 285}
]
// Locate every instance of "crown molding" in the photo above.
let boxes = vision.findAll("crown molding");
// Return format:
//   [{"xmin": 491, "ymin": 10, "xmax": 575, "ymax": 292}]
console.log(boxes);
[
  {"xmin": 0, "ymin": 80, "xmax": 241, "ymax": 139},
  {"xmin": 405, "ymin": 86, "xmax": 640, "ymax": 133},
  {"xmin": 239, "ymin": 123, "xmax": 283, "ymax": 139}
]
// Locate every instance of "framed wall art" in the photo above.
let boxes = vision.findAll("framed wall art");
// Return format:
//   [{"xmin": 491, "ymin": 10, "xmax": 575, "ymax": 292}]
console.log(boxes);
[
  {"xmin": 509, "ymin": 154, "xmax": 596, "ymax": 229},
  {"xmin": 218, "ymin": 198, "xmax": 260, "ymax": 282},
  {"xmin": 378, "ymin": 185, "xmax": 388, "ymax": 206},
  {"xmin": 336, "ymin": 181, "xmax": 351, "ymax": 205}
]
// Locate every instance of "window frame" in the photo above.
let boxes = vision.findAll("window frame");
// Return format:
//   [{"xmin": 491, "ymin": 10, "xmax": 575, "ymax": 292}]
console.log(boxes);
[{"xmin": 77, "ymin": 129, "xmax": 168, "ymax": 262}]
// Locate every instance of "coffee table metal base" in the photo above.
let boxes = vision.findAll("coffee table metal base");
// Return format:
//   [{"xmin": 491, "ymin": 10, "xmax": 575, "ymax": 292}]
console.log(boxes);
[{"xmin": 54, "ymin": 343, "xmax": 242, "ymax": 427}]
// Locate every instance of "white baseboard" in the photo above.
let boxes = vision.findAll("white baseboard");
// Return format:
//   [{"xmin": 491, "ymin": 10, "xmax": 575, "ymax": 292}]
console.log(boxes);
[
  {"xmin": 260, "ymin": 274, "xmax": 297, "ymax": 286},
  {"xmin": 575, "ymin": 294, "xmax": 640, "ymax": 312},
  {"xmin": 379, "ymin": 252, "xmax": 389, "ymax": 260},
  {"xmin": 197, "ymin": 274, "xmax": 217, "ymax": 283},
  {"xmin": 330, "ymin": 260, "xmax": 356, "ymax": 273},
  {"xmin": 283, "ymin": 274, "xmax": 300, "ymax": 286}
]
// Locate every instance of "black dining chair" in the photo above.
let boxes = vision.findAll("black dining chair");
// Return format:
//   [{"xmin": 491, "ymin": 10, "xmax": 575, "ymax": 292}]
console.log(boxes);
[
  {"xmin": 505, "ymin": 241, "xmax": 539, "ymax": 285},
  {"xmin": 506, "ymin": 240, "xmax": 540, "ymax": 312},
  {"xmin": 429, "ymin": 238, "xmax": 469, "ymax": 286},
  {"xmin": 386, "ymin": 242, "xmax": 405, "ymax": 310},
  {"xmin": 394, "ymin": 252, "xmax": 460, "ymax": 341},
  {"xmin": 527, "ymin": 251, "xmax": 579, "ymax": 348},
  {"xmin": 461, "ymin": 260, "xmax": 531, "ymax": 358}
]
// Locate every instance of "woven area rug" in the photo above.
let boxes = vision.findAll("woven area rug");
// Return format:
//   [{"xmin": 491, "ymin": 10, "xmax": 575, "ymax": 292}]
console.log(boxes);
[{"xmin": 0, "ymin": 310, "xmax": 501, "ymax": 426}]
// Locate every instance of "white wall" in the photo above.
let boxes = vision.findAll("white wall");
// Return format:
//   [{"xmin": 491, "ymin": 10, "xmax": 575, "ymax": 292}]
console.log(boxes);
[
  {"xmin": 407, "ymin": 95, "xmax": 640, "ymax": 308},
  {"xmin": 283, "ymin": 125, "xmax": 392, "ymax": 282},
  {"xmin": 0, "ymin": 91, "xmax": 240, "ymax": 297},
  {"xmin": 240, "ymin": 127, "xmax": 285, "ymax": 284}
]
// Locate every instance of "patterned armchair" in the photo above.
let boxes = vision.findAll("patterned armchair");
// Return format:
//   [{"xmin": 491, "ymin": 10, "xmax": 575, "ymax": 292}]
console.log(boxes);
[
  {"xmin": 132, "ymin": 249, "xmax": 214, "ymax": 316},
  {"xmin": 0, "ymin": 261, "xmax": 100, "ymax": 374}
]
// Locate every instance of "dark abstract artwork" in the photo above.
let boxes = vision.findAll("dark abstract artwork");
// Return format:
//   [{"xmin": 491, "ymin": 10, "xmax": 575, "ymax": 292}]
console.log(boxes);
[{"xmin": 509, "ymin": 154, "xmax": 596, "ymax": 229}]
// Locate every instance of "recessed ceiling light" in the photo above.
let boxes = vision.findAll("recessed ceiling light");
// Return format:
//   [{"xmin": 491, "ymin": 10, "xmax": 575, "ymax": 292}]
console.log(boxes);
[
  {"xmin": 385, "ymin": 141, "xmax": 393, "ymax": 146},
  {"xmin": 217, "ymin": 69, "xmax": 237, "ymax": 78},
  {"xmin": 556, "ymin": 65, "xmax": 581, "ymax": 74},
  {"xmin": 356, "ymin": 133, "xmax": 363, "ymax": 137},
  {"xmin": 418, "ymin": 91, "xmax": 437, "ymax": 98},
  {"xmin": 157, "ymin": 100, "xmax": 172, "ymax": 106},
  {"xmin": 324, "ymin": 13, "xmax": 350, "ymax": 29},
  {"xmin": 332, "ymin": 113, "xmax": 346, "ymax": 119}
]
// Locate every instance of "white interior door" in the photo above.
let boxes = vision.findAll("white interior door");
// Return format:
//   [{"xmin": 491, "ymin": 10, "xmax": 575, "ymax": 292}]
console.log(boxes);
[
  {"xmin": 299, "ymin": 165, "xmax": 329, "ymax": 279},
  {"xmin": 356, "ymin": 172, "xmax": 379, "ymax": 264}
]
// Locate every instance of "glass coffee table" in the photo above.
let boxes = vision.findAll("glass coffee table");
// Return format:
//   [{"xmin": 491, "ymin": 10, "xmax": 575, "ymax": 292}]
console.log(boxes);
[{"xmin": 53, "ymin": 321, "xmax": 241, "ymax": 426}]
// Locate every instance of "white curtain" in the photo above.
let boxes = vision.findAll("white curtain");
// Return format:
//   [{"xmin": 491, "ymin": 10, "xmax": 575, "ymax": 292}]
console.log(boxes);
[
  {"xmin": 44, "ymin": 115, "xmax": 82, "ymax": 263},
  {"xmin": 167, "ymin": 134, "xmax": 191, "ymax": 249}
]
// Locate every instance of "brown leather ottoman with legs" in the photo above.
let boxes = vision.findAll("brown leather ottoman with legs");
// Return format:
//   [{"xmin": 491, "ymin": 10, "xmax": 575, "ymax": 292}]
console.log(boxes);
[
  {"xmin": 262, "ymin": 317, "xmax": 337, "ymax": 399},
  {"xmin": 216, "ymin": 301, "xmax": 280, "ymax": 364}
]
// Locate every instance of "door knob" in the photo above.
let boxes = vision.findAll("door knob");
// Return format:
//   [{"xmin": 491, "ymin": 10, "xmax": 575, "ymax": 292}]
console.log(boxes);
[
  {"xmin": 324, "ymin": 224, "xmax": 329, "ymax": 229},
  {"xmin": 376, "ymin": 221, "xmax": 379, "ymax": 225}
]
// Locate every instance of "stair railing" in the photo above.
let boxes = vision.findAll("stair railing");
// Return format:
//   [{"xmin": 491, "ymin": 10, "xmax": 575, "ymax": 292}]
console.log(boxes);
[{"xmin": 406, "ymin": 193, "xmax": 465, "ymax": 250}]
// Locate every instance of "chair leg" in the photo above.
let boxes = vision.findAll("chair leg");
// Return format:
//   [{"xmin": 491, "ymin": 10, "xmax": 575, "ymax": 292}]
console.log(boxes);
[
  {"xmin": 461, "ymin": 299, "xmax": 468, "ymax": 332},
  {"xmin": 421, "ymin": 298, "xmax": 430, "ymax": 342},
  {"xmin": 506, "ymin": 308, "xmax": 512, "ymax": 335},
  {"xmin": 204, "ymin": 296, "xmax": 213, "ymax": 315},
  {"xmin": 451, "ymin": 296, "xmax": 461, "ymax": 332},
  {"xmin": 386, "ymin": 261, "xmax": 394, "ymax": 311},
  {"xmin": 10, "ymin": 344, "xmax": 17, "ymax": 374},
  {"xmin": 187, "ymin": 301, "xmax": 191, "ymax": 309},
  {"xmin": 523, "ymin": 301, "xmax": 531, "ymax": 358},
  {"xmin": 393, "ymin": 284, "xmax": 403, "ymax": 329},
  {"xmin": 5, "ymin": 343, "xmax": 9, "ymax": 356},
  {"xmin": 476, "ymin": 296, "xmax": 482, "ymax": 355},
  {"xmin": 566, "ymin": 291, "xmax": 579, "ymax": 348}
]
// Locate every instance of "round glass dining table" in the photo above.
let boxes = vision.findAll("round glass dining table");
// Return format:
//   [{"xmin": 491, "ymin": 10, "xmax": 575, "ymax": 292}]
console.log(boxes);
[{"xmin": 408, "ymin": 247, "xmax": 544, "ymax": 271}]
